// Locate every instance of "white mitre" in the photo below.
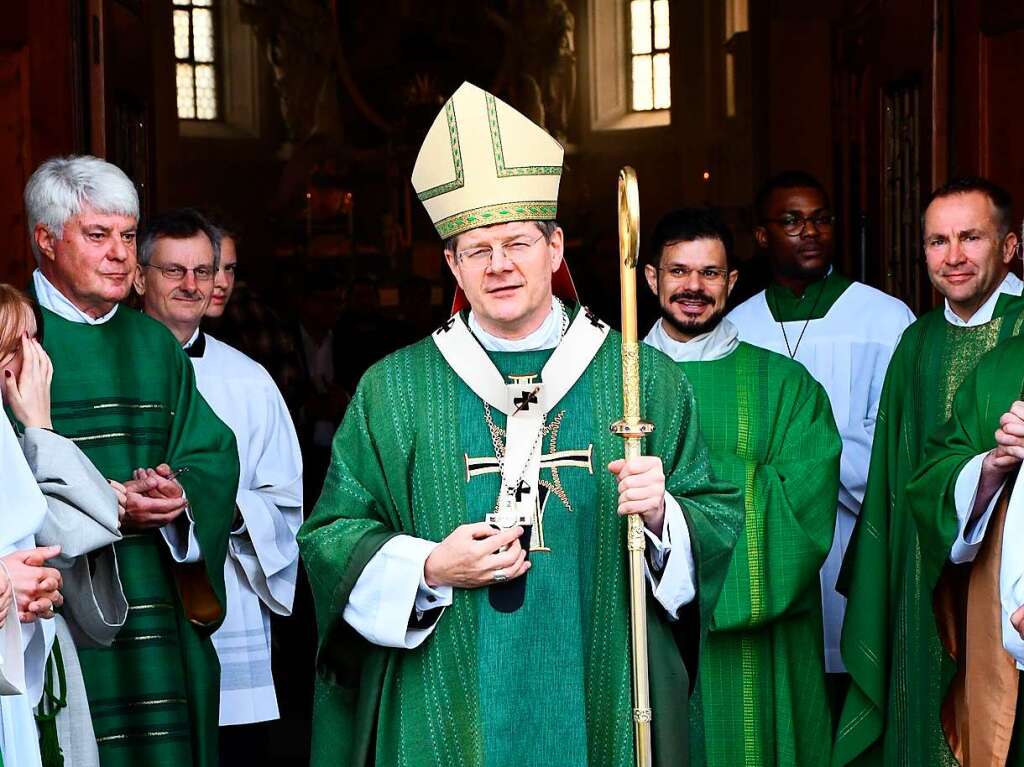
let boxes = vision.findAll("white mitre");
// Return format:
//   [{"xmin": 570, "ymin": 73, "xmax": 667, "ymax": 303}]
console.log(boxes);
[{"xmin": 412, "ymin": 81, "xmax": 565, "ymax": 240}]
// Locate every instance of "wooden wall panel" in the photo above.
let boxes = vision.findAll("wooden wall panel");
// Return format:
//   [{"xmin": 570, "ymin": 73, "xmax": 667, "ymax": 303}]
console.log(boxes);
[
  {"xmin": 0, "ymin": 49, "xmax": 33, "ymax": 286},
  {"xmin": 979, "ymin": 29, "xmax": 1024, "ymax": 211}
]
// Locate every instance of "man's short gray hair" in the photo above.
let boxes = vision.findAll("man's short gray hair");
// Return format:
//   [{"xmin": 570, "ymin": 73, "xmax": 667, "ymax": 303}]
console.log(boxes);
[
  {"xmin": 443, "ymin": 219, "xmax": 559, "ymax": 255},
  {"xmin": 24, "ymin": 155, "xmax": 140, "ymax": 262}
]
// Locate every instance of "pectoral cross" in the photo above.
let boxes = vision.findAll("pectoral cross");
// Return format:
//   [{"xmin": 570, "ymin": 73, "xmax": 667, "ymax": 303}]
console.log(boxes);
[{"xmin": 466, "ymin": 413, "xmax": 593, "ymax": 553}]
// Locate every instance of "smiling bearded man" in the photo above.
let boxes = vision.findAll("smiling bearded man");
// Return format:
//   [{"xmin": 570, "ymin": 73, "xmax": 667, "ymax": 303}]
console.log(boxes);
[
  {"xmin": 727, "ymin": 172, "xmax": 915, "ymax": 704},
  {"xmin": 297, "ymin": 82, "xmax": 743, "ymax": 767},
  {"xmin": 24, "ymin": 156, "xmax": 238, "ymax": 767},
  {"xmin": 643, "ymin": 208, "xmax": 841, "ymax": 766}
]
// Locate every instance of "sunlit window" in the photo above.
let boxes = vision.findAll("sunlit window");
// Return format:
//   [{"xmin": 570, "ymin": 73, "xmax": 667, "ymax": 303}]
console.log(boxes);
[
  {"xmin": 173, "ymin": 0, "xmax": 219, "ymax": 120},
  {"xmin": 629, "ymin": 0, "xmax": 670, "ymax": 112}
]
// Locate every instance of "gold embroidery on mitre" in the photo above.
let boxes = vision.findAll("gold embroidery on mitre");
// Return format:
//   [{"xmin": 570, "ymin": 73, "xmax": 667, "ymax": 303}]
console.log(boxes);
[{"xmin": 411, "ymin": 81, "xmax": 564, "ymax": 240}]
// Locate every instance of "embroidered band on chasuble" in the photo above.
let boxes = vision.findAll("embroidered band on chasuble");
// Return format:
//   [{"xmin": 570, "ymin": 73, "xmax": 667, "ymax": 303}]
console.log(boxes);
[{"xmin": 411, "ymin": 81, "xmax": 564, "ymax": 239}]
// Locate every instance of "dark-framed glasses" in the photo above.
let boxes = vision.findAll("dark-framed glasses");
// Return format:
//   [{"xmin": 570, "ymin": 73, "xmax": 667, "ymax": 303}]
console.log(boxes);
[
  {"xmin": 456, "ymin": 232, "xmax": 546, "ymax": 269},
  {"xmin": 144, "ymin": 263, "xmax": 215, "ymax": 282},
  {"xmin": 763, "ymin": 213, "xmax": 836, "ymax": 237},
  {"xmin": 655, "ymin": 266, "xmax": 731, "ymax": 284}
]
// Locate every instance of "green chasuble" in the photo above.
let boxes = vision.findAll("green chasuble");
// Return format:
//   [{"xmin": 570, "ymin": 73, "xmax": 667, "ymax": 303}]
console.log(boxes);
[
  {"xmin": 298, "ymin": 319, "xmax": 743, "ymax": 767},
  {"xmin": 765, "ymin": 269, "xmax": 853, "ymax": 321},
  {"xmin": 907, "ymin": 333, "xmax": 1024, "ymax": 766},
  {"xmin": 679, "ymin": 342, "xmax": 841, "ymax": 767},
  {"xmin": 36, "ymin": 304, "xmax": 239, "ymax": 767},
  {"xmin": 834, "ymin": 293, "xmax": 1024, "ymax": 767}
]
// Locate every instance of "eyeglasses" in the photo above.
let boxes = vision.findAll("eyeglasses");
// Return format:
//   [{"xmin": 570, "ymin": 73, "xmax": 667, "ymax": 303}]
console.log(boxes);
[
  {"xmin": 762, "ymin": 213, "xmax": 836, "ymax": 237},
  {"xmin": 455, "ymin": 232, "xmax": 546, "ymax": 269},
  {"xmin": 655, "ymin": 266, "xmax": 731, "ymax": 284},
  {"xmin": 144, "ymin": 263, "xmax": 215, "ymax": 282}
]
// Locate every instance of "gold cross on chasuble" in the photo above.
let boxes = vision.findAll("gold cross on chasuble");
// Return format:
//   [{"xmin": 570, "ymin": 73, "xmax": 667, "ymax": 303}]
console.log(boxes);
[{"xmin": 467, "ymin": 385, "xmax": 594, "ymax": 553}]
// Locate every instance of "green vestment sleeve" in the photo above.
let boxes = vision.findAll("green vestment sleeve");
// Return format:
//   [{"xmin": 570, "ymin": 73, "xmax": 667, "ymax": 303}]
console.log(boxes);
[
  {"xmin": 832, "ymin": 342, "xmax": 909, "ymax": 765},
  {"xmin": 680, "ymin": 344, "xmax": 839, "ymax": 767},
  {"xmin": 159, "ymin": 344, "xmax": 240, "ymax": 767},
  {"xmin": 711, "ymin": 373, "xmax": 839, "ymax": 631},
  {"xmin": 164, "ymin": 343, "xmax": 241, "ymax": 632},
  {"xmin": 908, "ymin": 345, "xmax": 1024, "ymax": 590}
]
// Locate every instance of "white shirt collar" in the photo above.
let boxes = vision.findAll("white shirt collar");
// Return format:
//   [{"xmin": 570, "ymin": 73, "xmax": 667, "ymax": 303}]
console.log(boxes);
[
  {"xmin": 643, "ymin": 317, "xmax": 740, "ymax": 362},
  {"xmin": 182, "ymin": 327, "xmax": 201, "ymax": 349},
  {"xmin": 32, "ymin": 269, "xmax": 119, "ymax": 325},
  {"xmin": 468, "ymin": 296, "xmax": 565, "ymax": 352},
  {"xmin": 943, "ymin": 271, "xmax": 1024, "ymax": 327}
]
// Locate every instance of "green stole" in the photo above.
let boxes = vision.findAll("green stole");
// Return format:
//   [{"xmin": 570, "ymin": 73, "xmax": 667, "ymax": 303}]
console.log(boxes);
[
  {"xmin": 835, "ymin": 292, "xmax": 1024, "ymax": 766},
  {"xmin": 680, "ymin": 342, "xmax": 841, "ymax": 766},
  {"xmin": 765, "ymin": 270, "xmax": 853, "ymax": 322},
  {"xmin": 33, "ymin": 304, "xmax": 238, "ymax": 767},
  {"xmin": 298, "ymin": 325, "xmax": 743, "ymax": 767}
]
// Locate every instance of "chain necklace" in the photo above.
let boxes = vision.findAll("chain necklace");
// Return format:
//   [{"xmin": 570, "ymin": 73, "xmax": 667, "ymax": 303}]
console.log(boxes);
[
  {"xmin": 772, "ymin": 278, "xmax": 827, "ymax": 359},
  {"xmin": 482, "ymin": 406, "xmax": 560, "ymax": 516},
  {"xmin": 475, "ymin": 297, "xmax": 572, "ymax": 513}
]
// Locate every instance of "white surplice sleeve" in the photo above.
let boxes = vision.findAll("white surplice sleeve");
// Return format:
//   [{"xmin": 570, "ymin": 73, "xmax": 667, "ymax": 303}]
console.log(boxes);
[
  {"xmin": 0, "ymin": 563, "xmax": 24, "ymax": 697},
  {"xmin": 159, "ymin": 498, "xmax": 202, "ymax": 563},
  {"xmin": 19, "ymin": 427, "xmax": 128, "ymax": 648},
  {"xmin": 344, "ymin": 536, "xmax": 452, "ymax": 649},
  {"xmin": 949, "ymin": 453, "xmax": 1004, "ymax": 563},
  {"xmin": 229, "ymin": 385, "xmax": 304, "ymax": 615},
  {"xmin": 643, "ymin": 493, "xmax": 695, "ymax": 618}
]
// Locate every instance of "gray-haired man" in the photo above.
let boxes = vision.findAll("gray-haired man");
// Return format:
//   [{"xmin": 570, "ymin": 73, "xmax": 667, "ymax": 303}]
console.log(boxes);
[{"xmin": 25, "ymin": 154, "xmax": 238, "ymax": 767}]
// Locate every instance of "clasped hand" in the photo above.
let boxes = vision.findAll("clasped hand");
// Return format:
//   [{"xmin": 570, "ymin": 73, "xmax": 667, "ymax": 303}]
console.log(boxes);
[
  {"xmin": 122, "ymin": 464, "xmax": 187, "ymax": 530},
  {"xmin": 0, "ymin": 546, "xmax": 63, "ymax": 624},
  {"xmin": 983, "ymin": 401, "xmax": 1024, "ymax": 477}
]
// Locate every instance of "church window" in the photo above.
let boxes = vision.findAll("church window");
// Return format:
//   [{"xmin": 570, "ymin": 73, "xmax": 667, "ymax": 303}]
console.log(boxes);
[
  {"xmin": 174, "ymin": 0, "xmax": 220, "ymax": 120},
  {"xmin": 629, "ymin": 0, "xmax": 671, "ymax": 111}
]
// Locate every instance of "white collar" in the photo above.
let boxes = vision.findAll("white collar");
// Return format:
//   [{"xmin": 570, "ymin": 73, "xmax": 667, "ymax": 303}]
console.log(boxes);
[
  {"xmin": 943, "ymin": 271, "xmax": 1024, "ymax": 327},
  {"xmin": 433, "ymin": 302, "xmax": 608, "ymax": 416},
  {"xmin": 643, "ymin": 317, "xmax": 739, "ymax": 362},
  {"xmin": 32, "ymin": 269, "xmax": 119, "ymax": 325},
  {"xmin": 468, "ymin": 297, "xmax": 564, "ymax": 352},
  {"xmin": 182, "ymin": 327, "xmax": 201, "ymax": 349}
]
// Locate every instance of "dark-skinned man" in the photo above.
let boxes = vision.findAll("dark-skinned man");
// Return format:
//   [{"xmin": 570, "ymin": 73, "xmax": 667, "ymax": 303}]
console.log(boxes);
[{"xmin": 728, "ymin": 171, "xmax": 914, "ymax": 708}]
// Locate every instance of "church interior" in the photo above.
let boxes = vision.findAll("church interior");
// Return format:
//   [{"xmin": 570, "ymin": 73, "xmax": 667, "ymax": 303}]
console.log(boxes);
[
  {"xmin": 3, "ymin": 1, "xmax": 1024, "ymax": 762},
  {"xmin": 5, "ymin": 1, "xmax": 1024, "ymax": 326}
]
